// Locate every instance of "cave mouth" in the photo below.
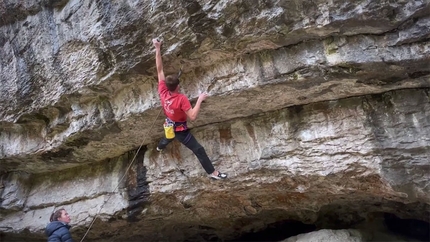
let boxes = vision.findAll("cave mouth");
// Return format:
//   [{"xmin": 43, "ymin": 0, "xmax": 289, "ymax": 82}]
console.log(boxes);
[
  {"xmin": 384, "ymin": 213, "xmax": 430, "ymax": 242},
  {"xmin": 226, "ymin": 220, "xmax": 317, "ymax": 242},
  {"xmin": 221, "ymin": 213, "xmax": 430, "ymax": 242}
]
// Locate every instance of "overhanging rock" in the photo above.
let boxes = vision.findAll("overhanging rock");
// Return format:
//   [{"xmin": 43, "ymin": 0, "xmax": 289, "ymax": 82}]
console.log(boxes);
[{"xmin": 0, "ymin": 0, "xmax": 429, "ymax": 241}]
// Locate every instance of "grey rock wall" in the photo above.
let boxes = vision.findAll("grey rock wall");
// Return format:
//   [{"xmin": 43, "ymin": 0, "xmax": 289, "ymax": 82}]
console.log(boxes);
[{"xmin": 0, "ymin": 0, "xmax": 429, "ymax": 241}]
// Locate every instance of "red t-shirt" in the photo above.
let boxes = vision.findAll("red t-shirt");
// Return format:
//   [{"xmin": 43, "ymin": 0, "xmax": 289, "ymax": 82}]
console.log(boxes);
[{"xmin": 158, "ymin": 81, "xmax": 191, "ymax": 122}]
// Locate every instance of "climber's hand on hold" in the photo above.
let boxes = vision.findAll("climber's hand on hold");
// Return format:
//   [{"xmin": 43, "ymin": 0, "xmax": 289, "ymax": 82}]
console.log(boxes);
[{"xmin": 153, "ymin": 38, "xmax": 162, "ymax": 49}]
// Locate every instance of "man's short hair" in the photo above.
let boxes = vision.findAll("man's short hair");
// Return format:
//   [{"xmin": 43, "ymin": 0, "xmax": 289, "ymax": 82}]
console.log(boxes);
[{"xmin": 165, "ymin": 74, "xmax": 179, "ymax": 91}]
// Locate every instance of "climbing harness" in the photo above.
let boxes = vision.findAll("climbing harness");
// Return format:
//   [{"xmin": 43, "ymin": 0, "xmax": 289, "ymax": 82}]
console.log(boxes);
[{"xmin": 79, "ymin": 107, "xmax": 163, "ymax": 242}]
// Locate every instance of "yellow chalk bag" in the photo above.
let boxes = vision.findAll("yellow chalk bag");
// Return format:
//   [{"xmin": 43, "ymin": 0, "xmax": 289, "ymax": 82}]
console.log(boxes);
[{"xmin": 164, "ymin": 122, "xmax": 175, "ymax": 139}]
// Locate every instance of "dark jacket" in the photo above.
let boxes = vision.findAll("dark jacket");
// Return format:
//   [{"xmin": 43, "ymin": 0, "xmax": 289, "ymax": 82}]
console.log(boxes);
[{"xmin": 45, "ymin": 221, "xmax": 74, "ymax": 242}]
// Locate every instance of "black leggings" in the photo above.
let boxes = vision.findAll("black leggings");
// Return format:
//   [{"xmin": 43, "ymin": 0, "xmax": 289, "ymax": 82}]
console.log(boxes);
[{"xmin": 157, "ymin": 130, "xmax": 215, "ymax": 174}]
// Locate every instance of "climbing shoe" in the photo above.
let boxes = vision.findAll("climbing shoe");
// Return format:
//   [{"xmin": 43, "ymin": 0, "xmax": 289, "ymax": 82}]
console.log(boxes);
[
  {"xmin": 156, "ymin": 147, "xmax": 163, "ymax": 152},
  {"xmin": 210, "ymin": 171, "xmax": 228, "ymax": 180}
]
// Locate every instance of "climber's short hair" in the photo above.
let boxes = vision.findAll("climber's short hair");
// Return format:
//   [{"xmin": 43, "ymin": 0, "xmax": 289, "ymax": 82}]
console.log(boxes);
[{"xmin": 165, "ymin": 74, "xmax": 179, "ymax": 91}]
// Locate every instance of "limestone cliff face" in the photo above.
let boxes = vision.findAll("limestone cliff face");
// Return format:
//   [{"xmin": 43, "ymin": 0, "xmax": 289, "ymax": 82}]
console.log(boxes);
[{"xmin": 0, "ymin": 0, "xmax": 429, "ymax": 241}]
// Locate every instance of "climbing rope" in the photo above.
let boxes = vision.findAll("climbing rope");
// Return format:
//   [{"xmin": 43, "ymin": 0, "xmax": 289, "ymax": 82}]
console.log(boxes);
[{"xmin": 79, "ymin": 107, "xmax": 163, "ymax": 242}]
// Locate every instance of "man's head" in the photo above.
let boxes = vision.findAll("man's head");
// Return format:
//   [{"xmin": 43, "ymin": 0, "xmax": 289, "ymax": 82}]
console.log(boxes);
[
  {"xmin": 50, "ymin": 208, "xmax": 71, "ymax": 224},
  {"xmin": 165, "ymin": 74, "xmax": 179, "ymax": 92}
]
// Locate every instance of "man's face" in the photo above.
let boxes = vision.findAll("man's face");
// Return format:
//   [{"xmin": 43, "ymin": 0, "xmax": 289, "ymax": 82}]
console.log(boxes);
[{"xmin": 58, "ymin": 210, "xmax": 71, "ymax": 224}]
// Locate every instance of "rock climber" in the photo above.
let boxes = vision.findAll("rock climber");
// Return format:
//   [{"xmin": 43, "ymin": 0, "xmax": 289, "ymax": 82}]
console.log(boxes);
[{"xmin": 152, "ymin": 38, "xmax": 227, "ymax": 180}]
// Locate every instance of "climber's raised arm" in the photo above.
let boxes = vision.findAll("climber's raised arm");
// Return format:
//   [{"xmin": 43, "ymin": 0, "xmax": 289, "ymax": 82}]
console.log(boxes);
[{"xmin": 153, "ymin": 38, "xmax": 165, "ymax": 82}]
